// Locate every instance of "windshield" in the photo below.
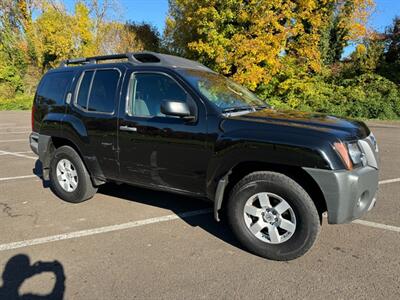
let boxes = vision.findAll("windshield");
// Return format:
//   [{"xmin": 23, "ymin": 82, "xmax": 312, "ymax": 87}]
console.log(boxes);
[{"xmin": 178, "ymin": 69, "xmax": 268, "ymax": 112}]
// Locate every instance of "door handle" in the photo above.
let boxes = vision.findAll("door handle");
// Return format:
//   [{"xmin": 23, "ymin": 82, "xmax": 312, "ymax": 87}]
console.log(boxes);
[
  {"xmin": 120, "ymin": 125, "xmax": 137, "ymax": 132},
  {"xmin": 101, "ymin": 142, "xmax": 113, "ymax": 147}
]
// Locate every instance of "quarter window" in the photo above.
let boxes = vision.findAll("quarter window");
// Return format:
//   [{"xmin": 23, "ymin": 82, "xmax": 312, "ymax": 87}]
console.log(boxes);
[{"xmin": 37, "ymin": 72, "xmax": 73, "ymax": 105}]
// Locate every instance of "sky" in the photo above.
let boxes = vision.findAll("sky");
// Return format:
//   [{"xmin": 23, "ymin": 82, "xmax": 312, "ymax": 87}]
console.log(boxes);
[{"xmin": 369, "ymin": 0, "xmax": 400, "ymax": 32}]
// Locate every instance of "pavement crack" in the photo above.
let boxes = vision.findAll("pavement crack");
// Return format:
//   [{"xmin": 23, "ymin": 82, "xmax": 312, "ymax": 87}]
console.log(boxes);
[{"xmin": 0, "ymin": 202, "xmax": 22, "ymax": 218}]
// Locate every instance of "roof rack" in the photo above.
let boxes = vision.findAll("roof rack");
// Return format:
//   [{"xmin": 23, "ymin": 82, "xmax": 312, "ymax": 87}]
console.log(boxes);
[{"xmin": 58, "ymin": 51, "xmax": 212, "ymax": 71}]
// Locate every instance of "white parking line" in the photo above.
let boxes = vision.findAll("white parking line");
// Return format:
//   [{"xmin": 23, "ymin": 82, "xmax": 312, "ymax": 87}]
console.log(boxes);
[
  {"xmin": 0, "ymin": 175, "xmax": 37, "ymax": 182},
  {"xmin": 0, "ymin": 139, "xmax": 26, "ymax": 142},
  {"xmin": 0, "ymin": 126, "xmax": 29, "ymax": 129},
  {"xmin": 0, "ymin": 131, "xmax": 30, "ymax": 134},
  {"xmin": 0, "ymin": 208, "xmax": 212, "ymax": 252},
  {"xmin": 0, "ymin": 151, "xmax": 33, "ymax": 156},
  {"xmin": 0, "ymin": 150, "xmax": 36, "ymax": 160},
  {"xmin": 353, "ymin": 219, "xmax": 400, "ymax": 233},
  {"xmin": 379, "ymin": 178, "xmax": 400, "ymax": 185}
]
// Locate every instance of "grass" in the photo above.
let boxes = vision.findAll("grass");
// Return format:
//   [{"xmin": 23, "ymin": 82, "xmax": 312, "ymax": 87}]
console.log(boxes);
[{"xmin": 0, "ymin": 94, "xmax": 33, "ymax": 110}]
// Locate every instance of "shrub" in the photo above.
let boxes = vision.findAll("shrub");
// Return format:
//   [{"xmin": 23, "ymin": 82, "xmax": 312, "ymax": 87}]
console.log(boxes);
[
  {"xmin": 257, "ymin": 73, "xmax": 400, "ymax": 120},
  {"xmin": 0, "ymin": 94, "xmax": 33, "ymax": 110}
]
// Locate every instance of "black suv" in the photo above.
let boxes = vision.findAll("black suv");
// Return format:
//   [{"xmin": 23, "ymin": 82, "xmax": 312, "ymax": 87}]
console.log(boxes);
[{"xmin": 30, "ymin": 52, "xmax": 379, "ymax": 260}]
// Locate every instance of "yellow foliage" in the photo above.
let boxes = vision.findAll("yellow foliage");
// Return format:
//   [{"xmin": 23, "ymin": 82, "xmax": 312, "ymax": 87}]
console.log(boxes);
[
  {"xmin": 166, "ymin": 0, "xmax": 336, "ymax": 90},
  {"xmin": 337, "ymin": 0, "xmax": 375, "ymax": 42}
]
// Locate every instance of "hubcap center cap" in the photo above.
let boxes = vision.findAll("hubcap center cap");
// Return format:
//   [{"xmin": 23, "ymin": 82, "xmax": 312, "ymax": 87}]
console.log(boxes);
[{"xmin": 262, "ymin": 210, "xmax": 278, "ymax": 224}]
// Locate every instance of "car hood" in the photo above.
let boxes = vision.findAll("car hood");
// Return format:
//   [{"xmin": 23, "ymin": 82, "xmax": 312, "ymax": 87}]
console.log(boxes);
[{"xmin": 223, "ymin": 108, "xmax": 370, "ymax": 140}]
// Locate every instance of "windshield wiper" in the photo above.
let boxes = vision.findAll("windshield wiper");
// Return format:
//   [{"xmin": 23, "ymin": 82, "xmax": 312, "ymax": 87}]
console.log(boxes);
[
  {"xmin": 222, "ymin": 106, "xmax": 255, "ymax": 113},
  {"xmin": 255, "ymin": 105, "xmax": 269, "ymax": 110}
]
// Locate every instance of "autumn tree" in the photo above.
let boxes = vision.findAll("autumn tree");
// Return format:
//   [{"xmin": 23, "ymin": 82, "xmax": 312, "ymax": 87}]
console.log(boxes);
[
  {"xmin": 164, "ymin": 0, "xmax": 376, "ymax": 90},
  {"xmin": 33, "ymin": 2, "xmax": 95, "ymax": 69},
  {"xmin": 164, "ymin": 0, "xmax": 336, "ymax": 90},
  {"xmin": 320, "ymin": 0, "xmax": 375, "ymax": 64},
  {"xmin": 102, "ymin": 21, "xmax": 160, "ymax": 54}
]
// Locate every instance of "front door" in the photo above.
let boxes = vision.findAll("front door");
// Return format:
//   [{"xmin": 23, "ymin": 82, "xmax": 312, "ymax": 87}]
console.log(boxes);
[{"xmin": 118, "ymin": 71, "xmax": 211, "ymax": 195}]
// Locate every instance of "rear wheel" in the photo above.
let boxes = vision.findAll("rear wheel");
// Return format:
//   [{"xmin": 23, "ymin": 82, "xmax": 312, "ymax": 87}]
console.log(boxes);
[
  {"xmin": 227, "ymin": 171, "xmax": 320, "ymax": 261},
  {"xmin": 49, "ymin": 146, "xmax": 97, "ymax": 203}
]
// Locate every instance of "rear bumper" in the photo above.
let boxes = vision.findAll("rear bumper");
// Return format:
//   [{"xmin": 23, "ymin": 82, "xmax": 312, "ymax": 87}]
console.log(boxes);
[
  {"xmin": 29, "ymin": 132, "xmax": 39, "ymax": 155},
  {"xmin": 304, "ymin": 166, "xmax": 379, "ymax": 224}
]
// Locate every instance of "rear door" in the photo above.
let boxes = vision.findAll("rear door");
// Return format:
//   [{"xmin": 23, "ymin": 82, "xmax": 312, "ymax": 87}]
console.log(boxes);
[
  {"xmin": 117, "ymin": 70, "xmax": 211, "ymax": 195},
  {"xmin": 67, "ymin": 67, "xmax": 124, "ymax": 180}
]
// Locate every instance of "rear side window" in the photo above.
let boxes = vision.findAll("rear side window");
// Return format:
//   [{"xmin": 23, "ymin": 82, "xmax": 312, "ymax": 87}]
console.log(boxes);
[
  {"xmin": 88, "ymin": 70, "xmax": 120, "ymax": 113},
  {"xmin": 37, "ymin": 72, "xmax": 73, "ymax": 105},
  {"xmin": 75, "ymin": 69, "xmax": 120, "ymax": 113}
]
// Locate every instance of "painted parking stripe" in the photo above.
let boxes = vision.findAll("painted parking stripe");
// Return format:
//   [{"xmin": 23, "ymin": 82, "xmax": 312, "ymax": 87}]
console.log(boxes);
[
  {"xmin": 0, "ymin": 151, "xmax": 33, "ymax": 156},
  {"xmin": 379, "ymin": 178, "xmax": 400, "ymax": 185},
  {"xmin": 0, "ymin": 126, "xmax": 30, "ymax": 129},
  {"xmin": 0, "ymin": 150, "xmax": 36, "ymax": 160},
  {"xmin": 0, "ymin": 175, "xmax": 37, "ymax": 182},
  {"xmin": 0, "ymin": 208, "xmax": 212, "ymax": 252},
  {"xmin": 353, "ymin": 219, "xmax": 400, "ymax": 233},
  {"xmin": 0, "ymin": 139, "xmax": 26, "ymax": 142},
  {"xmin": 0, "ymin": 131, "xmax": 30, "ymax": 134}
]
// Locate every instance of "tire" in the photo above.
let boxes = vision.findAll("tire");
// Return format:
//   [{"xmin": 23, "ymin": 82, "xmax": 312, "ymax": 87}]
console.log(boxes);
[
  {"xmin": 226, "ymin": 171, "xmax": 320, "ymax": 261},
  {"xmin": 49, "ymin": 146, "xmax": 97, "ymax": 203}
]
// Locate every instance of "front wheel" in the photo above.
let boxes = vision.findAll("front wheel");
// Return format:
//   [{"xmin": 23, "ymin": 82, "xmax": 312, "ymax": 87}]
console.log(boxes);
[
  {"xmin": 49, "ymin": 146, "xmax": 97, "ymax": 203},
  {"xmin": 227, "ymin": 171, "xmax": 320, "ymax": 261}
]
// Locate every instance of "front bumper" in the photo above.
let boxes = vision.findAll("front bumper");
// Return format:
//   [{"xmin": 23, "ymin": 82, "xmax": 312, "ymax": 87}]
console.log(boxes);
[
  {"xmin": 304, "ymin": 132, "xmax": 379, "ymax": 224},
  {"xmin": 29, "ymin": 132, "xmax": 39, "ymax": 155},
  {"xmin": 304, "ymin": 166, "xmax": 378, "ymax": 224}
]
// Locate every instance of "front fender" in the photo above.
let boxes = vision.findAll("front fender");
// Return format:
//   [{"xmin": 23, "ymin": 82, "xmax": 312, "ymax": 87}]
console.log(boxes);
[{"xmin": 206, "ymin": 129, "xmax": 336, "ymax": 199}]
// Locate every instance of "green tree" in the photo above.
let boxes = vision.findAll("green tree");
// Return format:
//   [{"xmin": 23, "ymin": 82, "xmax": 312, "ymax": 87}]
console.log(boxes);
[
  {"xmin": 124, "ymin": 21, "xmax": 160, "ymax": 52},
  {"xmin": 0, "ymin": 0, "xmax": 28, "ymax": 97},
  {"xmin": 377, "ymin": 16, "xmax": 400, "ymax": 84},
  {"xmin": 320, "ymin": 0, "xmax": 375, "ymax": 65},
  {"xmin": 384, "ymin": 16, "xmax": 400, "ymax": 63},
  {"xmin": 349, "ymin": 34, "xmax": 384, "ymax": 75}
]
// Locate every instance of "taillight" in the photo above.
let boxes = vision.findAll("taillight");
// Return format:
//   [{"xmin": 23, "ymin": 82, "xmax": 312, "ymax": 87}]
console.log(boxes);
[{"xmin": 31, "ymin": 105, "xmax": 35, "ymax": 131}]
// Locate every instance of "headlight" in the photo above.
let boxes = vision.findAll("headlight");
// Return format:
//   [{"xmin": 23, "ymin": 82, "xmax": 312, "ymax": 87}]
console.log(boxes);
[
  {"xmin": 347, "ymin": 142, "xmax": 364, "ymax": 166},
  {"xmin": 369, "ymin": 132, "xmax": 378, "ymax": 152},
  {"xmin": 334, "ymin": 141, "xmax": 365, "ymax": 170}
]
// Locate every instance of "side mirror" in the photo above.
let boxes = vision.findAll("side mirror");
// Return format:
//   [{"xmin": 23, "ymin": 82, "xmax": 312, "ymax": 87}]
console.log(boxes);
[{"xmin": 160, "ymin": 100, "xmax": 194, "ymax": 120}]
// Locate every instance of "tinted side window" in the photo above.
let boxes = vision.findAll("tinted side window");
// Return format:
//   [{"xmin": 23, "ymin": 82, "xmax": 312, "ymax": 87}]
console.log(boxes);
[
  {"xmin": 87, "ymin": 69, "xmax": 120, "ymax": 113},
  {"xmin": 76, "ymin": 71, "xmax": 94, "ymax": 109},
  {"xmin": 128, "ymin": 73, "xmax": 188, "ymax": 117},
  {"xmin": 37, "ymin": 72, "xmax": 73, "ymax": 105}
]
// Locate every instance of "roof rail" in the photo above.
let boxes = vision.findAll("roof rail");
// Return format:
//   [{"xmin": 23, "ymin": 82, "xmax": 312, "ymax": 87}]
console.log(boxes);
[
  {"xmin": 59, "ymin": 53, "xmax": 141, "ymax": 67},
  {"xmin": 58, "ymin": 51, "xmax": 213, "ymax": 71}
]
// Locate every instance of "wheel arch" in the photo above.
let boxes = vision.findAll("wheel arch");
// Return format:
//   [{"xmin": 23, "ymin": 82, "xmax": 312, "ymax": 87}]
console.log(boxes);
[
  {"xmin": 39, "ymin": 135, "xmax": 104, "ymax": 186},
  {"xmin": 214, "ymin": 161, "xmax": 327, "ymax": 222}
]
